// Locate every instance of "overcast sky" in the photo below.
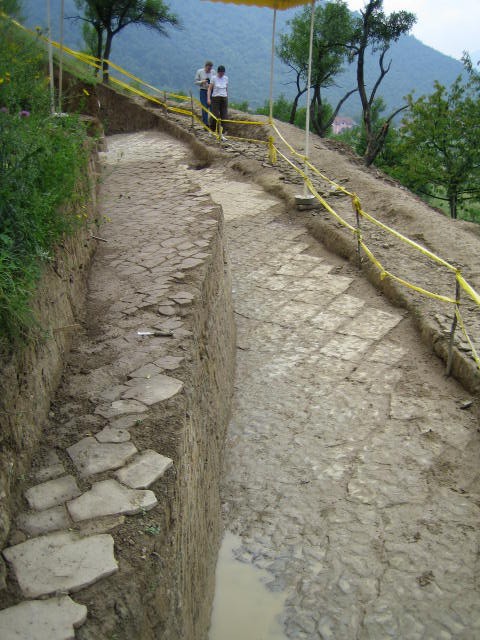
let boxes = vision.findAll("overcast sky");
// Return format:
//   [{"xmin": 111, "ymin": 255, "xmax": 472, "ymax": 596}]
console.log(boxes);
[{"xmin": 345, "ymin": 0, "xmax": 479, "ymax": 60}]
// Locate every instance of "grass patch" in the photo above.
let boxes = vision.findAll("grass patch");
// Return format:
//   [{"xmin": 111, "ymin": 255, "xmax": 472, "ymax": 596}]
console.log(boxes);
[{"xmin": 0, "ymin": 18, "xmax": 90, "ymax": 351}]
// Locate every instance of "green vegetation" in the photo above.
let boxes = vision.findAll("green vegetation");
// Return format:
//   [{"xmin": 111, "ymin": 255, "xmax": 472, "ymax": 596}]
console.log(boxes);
[
  {"xmin": 0, "ymin": 19, "xmax": 90, "ymax": 350},
  {"xmin": 334, "ymin": 67, "xmax": 480, "ymax": 222},
  {"xmin": 388, "ymin": 70, "xmax": 480, "ymax": 219},
  {"xmin": 255, "ymin": 94, "xmax": 307, "ymax": 129},
  {"xmin": 277, "ymin": 1, "xmax": 355, "ymax": 136},
  {"xmin": 72, "ymin": 0, "xmax": 179, "ymax": 81}
]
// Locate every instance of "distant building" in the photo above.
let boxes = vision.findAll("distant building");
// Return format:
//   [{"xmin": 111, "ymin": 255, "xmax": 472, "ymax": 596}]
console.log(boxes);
[{"xmin": 332, "ymin": 116, "xmax": 356, "ymax": 135}]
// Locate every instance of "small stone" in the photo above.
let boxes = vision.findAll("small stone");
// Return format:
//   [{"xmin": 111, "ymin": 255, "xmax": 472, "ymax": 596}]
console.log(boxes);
[
  {"xmin": 2, "ymin": 532, "xmax": 118, "ymax": 598},
  {"xmin": 17, "ymin": 506, "xmax": 70, "ymax": 536},
  {"xmin": 128, "ymin": 363, "xmax": 161, "ymax": 378},
  {"xmin": 180, "ymin": 258, "xmax": 203, "ymax": 270},
  {"xmin": 67, "ymin": 479, "xmax": 157, "ymax": 521},
  {"xmin": 121, "ymin": 374, "xmax": 183, "ymax": 405},
  {"xmin": 109, "ymin": 414, "xmax": 145, "ymax": 429},
  {"xmin": 74, "ymin": 515, "xmax": 126, "ymax": 536},
  {"xmin": 0, "ymin": 596, "xmax": 87, "ymax": 640},
  {"xmin": 94, "ymin": 399, "xmax": 148, "ymax": 418},
  {"xmin": 158, "ymin": 305, "xmax": 176, "ymax": 316},
  {"xmin": 153, "ymin": 356, "xmax": 184, "ymax": 370},
  {"xmin": 95, "ymin": 426, "xmax": 131, "ymax": 443},
  {"xmin": 115, "ymin": 450, "xmax": 173, "ymax": 489},
  {"xmin": 25, "ymin": 476, "xmax": 81, "ymax": 511}
]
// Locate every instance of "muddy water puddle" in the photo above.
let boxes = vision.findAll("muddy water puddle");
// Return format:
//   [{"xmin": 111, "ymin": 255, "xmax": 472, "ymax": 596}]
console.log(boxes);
[{"xmin": 209, "ymin": 532, "xmax": 288, "ymax": 640}]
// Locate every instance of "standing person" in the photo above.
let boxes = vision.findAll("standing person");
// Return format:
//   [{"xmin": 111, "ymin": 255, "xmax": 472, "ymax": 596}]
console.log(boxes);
[
  {"xmin": 194, "ymin": 60, "xmax": 214, "ymax": 126},
  {"xmin": 207, "ymin": 65, "xmax": 228, "ymax": 138}
]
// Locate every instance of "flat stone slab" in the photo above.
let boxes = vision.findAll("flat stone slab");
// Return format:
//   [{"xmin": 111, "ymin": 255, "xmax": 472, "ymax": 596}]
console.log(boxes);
[
  {"xmin": 115, "ymin": 450, "xmax": 173, "ymax": 489},
  {"xmin": 67, "ymin": 479, "xmax": 157, "ymax": 521},
  {"xmin": 0, "ymin": 596, "xmax": 87, "ymax": 640},
  {"xmin": 25, "ymin": 475, "xmax": 81, "ymax": 511},
  {"xmin": 67, "ymin": 437, "xmax": 137, "ymax": 477},
  {"xmin": 121, "ymin": 374, "xmax": 183, "ymax": 405},
  {"xmin": 109, "ymin": 414, "xmax": 145, "ymax": 429},
  {"xmin": 94, "ymin": 399, "xmax": 148, "ymax": 418},
  {"xmin": 95, "ymin": 426, "xmax": 131, "ymax": 443},
  {"xmin": 17, "ymin": 506, "xmax": 70, "ymax": 536},
  {"xmin": 128, "ymin": 363, "xmax": 162, "ymax": 378},
  {"xmin": 2, "ymin": 532, "xmax": 118, "ymax": 598},
  {"xmin": 154, "ymin": 355, "xmax": 184, "ymax": 371}
]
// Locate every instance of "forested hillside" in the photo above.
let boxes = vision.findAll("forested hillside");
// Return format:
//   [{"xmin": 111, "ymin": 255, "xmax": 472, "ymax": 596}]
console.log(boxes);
[{"xmin": 21, "ymin": 0, "xmax": 464, "ymax": 115}]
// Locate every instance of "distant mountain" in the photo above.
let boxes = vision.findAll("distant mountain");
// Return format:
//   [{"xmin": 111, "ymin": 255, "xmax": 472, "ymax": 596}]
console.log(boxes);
[{"xmin": 20, "ymin": 0, "xmax": 465, "ymax": 117}]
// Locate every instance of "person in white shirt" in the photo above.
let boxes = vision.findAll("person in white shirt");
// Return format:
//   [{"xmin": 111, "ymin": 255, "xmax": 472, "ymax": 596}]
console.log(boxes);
[
  {"xmin": 207, "ymin": 65, "xmax": 229, "ymax": 137},
  {"xmin": 194, "ymin": 60, "xmax": 214, "ymax": 126}
]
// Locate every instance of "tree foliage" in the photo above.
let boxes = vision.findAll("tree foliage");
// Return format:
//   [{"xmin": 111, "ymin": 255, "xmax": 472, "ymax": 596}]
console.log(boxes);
[
  {"xmin": 392, "ymin": 71, "xmax": 480, "ymax": 219},
  {"xmin": 348, "ymin": 0, "xmax": 416, "ymax": 166},
  {"xmin": 72, "ymin": 0, "xmax": 179, "ymax": 81},
  {"xmin": 277, "ymin": 1, "xmax": 356, "ymax": 136},
  {"xmin": 0, "ymin": 0, "xmax": 22, "ymax": 18}
]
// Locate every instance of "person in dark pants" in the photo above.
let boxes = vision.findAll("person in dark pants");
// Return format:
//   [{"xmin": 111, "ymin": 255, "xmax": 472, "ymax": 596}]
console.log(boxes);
[
  {"xmin": 207, "ymin": 65, "xmax": 229, "ymax": 139},
  {"xmin": 194, "ymin": 60, "xmax": 214, "ymax": 126}
]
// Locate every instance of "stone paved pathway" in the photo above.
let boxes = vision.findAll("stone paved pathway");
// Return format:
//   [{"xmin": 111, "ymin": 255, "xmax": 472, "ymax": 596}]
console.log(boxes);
[
  {"xmin": 0, "ymin": 131, "xmax": 221, "ymax": 639},
  {"xmin": 1, "ymin": 127, "xmax": 479, "ymax": 639},
  {"xmin": 200, "ymin": 170, "xmax": 480, "ymax": 639}
]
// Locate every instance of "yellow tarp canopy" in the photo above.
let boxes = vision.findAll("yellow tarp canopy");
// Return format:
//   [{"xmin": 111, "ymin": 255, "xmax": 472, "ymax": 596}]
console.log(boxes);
[{"xmin": 204, "ymin": 0, "xmax": 312, "ymax": 9}]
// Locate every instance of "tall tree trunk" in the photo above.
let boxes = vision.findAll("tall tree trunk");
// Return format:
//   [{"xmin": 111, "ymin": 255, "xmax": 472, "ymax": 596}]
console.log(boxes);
[
  {"xmin": 449, "ymin": 190, "xmax": 458, "ymax": 219},
  {"xmin": 94, "ymin": 27, "xmax": 103, "ymax": 77},
  {"xmin": 289, "ymin": 93, "xmax": 301, "ymax": 124},
  {"xmin": 102, "ymin": 30, "xmax": 114, "ymax": 83}
]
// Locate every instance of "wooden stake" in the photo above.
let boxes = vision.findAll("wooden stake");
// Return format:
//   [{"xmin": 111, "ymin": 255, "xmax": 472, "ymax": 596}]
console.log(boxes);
[{"xmin": 446, "ymin": 277, "xmax": 461, "ymax": 376}]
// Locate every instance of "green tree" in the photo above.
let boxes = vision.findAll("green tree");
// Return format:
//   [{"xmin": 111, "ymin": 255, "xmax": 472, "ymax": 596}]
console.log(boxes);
[
  {"xmin": 277, "ymin": 1, "xmax": 356, "ymax": 136},
  {"xmin": 73, "ymin": 0, "xmax": 179, "ymax": 81},
  {"xmin": 348, "ymin": 0, "xmax": 416, "ymax": 166},
  {"xmin": 0, "ymin": 0, "xmax": 22, "ymax": 18},
  {"xmin": 393, "ymin": 74, "xmax": 480, "ymax": 219},
  {"xmin": 256, "ymin": 94, "xmax": 295, "ymax": 123}
]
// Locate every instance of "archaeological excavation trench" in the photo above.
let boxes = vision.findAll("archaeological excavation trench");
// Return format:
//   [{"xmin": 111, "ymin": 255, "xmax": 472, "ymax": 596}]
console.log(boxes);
[{"xmin": 1, "ymin": 91, "xmax": 480, "ymax": 640}]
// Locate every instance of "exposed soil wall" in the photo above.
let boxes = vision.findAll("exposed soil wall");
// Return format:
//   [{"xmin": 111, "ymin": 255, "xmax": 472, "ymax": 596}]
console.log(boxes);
[{"xmin": 0, "ymin": 151, "xmax": 99, "ymax": 585}]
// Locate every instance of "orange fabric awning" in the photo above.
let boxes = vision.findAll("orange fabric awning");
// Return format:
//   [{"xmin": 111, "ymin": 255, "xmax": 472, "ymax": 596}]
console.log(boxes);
[{"xmin": 203, "ymin": 0, "xmax": 311, "ymax": 9}]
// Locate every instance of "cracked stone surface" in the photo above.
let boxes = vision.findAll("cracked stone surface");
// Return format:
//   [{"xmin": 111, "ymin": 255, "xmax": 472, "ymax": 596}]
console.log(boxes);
[
  {"xmin": 2, "ymin": 532, "xmax": 118, "ymax": 598},
  {"xmin": 67, "ymin": 437, "xmax": 137, "ymax": 477},
  {"xmin": 24, "ymin": 475, "xmax": 81, "ymax": 511},
  {"xmin": 202, "ymin": 170, "xmax": 480, "ymax": 639},
  {"xmin": 114, "ymin": 450, "xmax": 173, "ymax": 489},
  {"xmin": 67, "ymin": 479, "xmax": 157, "ymax": 521},
  {"xmin": 0, "ymin": 596, "xmax": 87, "ymax": 640}
]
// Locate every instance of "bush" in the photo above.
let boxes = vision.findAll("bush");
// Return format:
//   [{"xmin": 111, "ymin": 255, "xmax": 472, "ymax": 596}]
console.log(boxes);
[{"xmin": 0, "ymin": 19, "xmax": 89, "ymax": 349}]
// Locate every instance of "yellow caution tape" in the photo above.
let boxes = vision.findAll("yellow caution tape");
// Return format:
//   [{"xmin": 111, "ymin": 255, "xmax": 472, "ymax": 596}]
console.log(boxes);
[
  {"xmin": 456, "ymin": 274, "xmax": 480, "ymax": 306},
  {"xmin": 359, "ymin": 240, "xmax": 457, "ymax": 303},
  {"xmin": 358, "ymin": 208, "xmax": 457, "ymax": 272}
]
